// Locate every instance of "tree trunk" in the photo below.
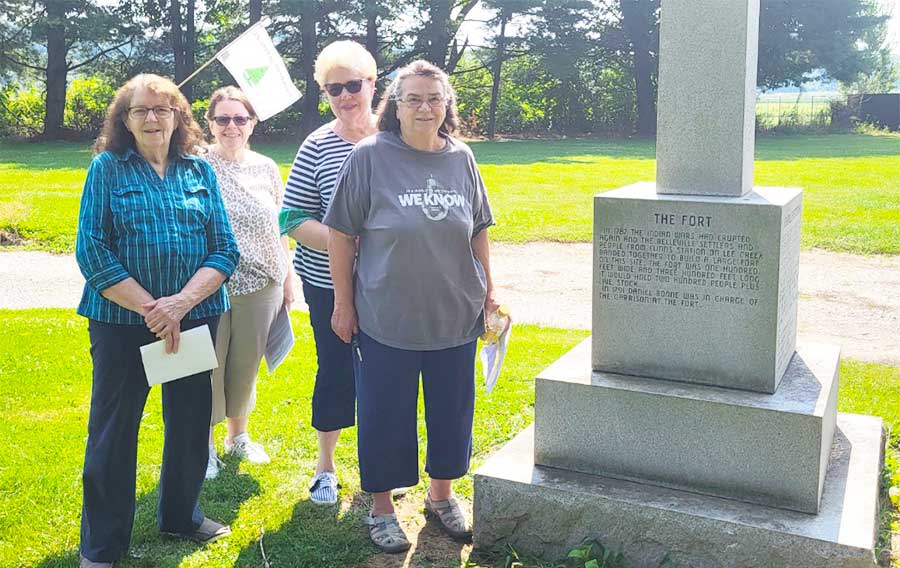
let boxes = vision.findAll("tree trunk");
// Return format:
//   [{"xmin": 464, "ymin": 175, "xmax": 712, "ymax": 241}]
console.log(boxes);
[
  {"xmin": 250, "ymin": 0, "xmax": 262, "ymax": 23},
  {"xmin": 170, "ymin": 0, "xmax": 188, "ymax": 97},
  {"xmin": 487, "ymin": 10, "xmax": 509, "ymax": 140},
  {"xmin": 620, "ymin": 0, "xmax": 656, "ymax": 135},
  {"xmin": 426, "ymin": 0, "xmax": 451, "ymax": 69},
  {"xmin": 182, "ymin": 0, "xmax": 195, "ymax": 101},
  {"xmin": 365, "ymin": 0, "xmax": 379, "ymax": 65},
  {"xmin": 297, "ymin": 1, "xmax": 321, "ymax": 138},
  {"xmin": 366, "ymin": 0, "xmax": 381, "ymax": 105},
  {"xmin": 43, "ymin": 0, "xmax": 67, "ymax": 138}
]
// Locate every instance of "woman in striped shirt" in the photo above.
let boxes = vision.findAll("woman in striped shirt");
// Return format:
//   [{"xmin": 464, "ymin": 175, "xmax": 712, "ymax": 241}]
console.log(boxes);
[{"xmin": 283, "ymin": 40, "xmax": 378, "ymax": 506}]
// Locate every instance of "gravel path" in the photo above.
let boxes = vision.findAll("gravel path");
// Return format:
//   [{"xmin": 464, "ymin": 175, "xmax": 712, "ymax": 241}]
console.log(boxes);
[{"xmin": 2, "ymin": 245, "xmax": 898, "ymax": 365}]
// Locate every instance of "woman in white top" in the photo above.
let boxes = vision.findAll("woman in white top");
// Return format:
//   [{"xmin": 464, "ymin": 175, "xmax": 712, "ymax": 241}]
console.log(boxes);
[
  {"xmin": 282, "ymin": 40, "xmax": 379, "ymax": 505},
  {"xmin": 203, "ymin": 86, "xmax": 292, "ymax": 479}
]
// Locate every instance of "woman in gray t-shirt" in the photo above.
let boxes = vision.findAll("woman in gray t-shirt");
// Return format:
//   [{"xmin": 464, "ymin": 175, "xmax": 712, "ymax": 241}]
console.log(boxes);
[{"xmin": 324, "ymin": 60, "xmax": 504, "ymax": 553}]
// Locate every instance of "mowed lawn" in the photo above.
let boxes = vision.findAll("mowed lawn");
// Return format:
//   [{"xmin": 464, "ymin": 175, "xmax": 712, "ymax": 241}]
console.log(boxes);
[
  {"xmin": 0, "ymin": 309, "xmax": 587, "ymax": 567},
  {"xmin": 1, "ymin": 132, "xmax": 898, "ymax": 254},
  {"xmin": 1, "ymin": 310, "xmax": 899, "ymax": 567}
]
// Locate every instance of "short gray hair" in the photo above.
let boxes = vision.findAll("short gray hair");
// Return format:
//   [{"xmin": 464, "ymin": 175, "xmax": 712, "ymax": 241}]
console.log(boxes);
[{"xmin": 376, "ymin": 60, "xmax": 459, "ymax": 135}]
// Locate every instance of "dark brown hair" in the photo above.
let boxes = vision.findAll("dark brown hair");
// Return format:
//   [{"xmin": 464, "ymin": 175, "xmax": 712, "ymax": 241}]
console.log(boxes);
[
  {"xmin": 205, "ymin": 85, "xmax": 258, "ymax": 122},
  {"xmin": 376, "ymin": 60, "xmax": 459, "ymax": 136},
  {"xmin": 93, "ymin": 73, "xmax": 204, "ymax": 157}
]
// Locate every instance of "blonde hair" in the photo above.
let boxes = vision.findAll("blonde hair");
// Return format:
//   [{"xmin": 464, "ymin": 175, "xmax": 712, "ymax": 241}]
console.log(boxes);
[
  {"xmin": 94, "ymin": 73, "xmax": 203, "ymax": 157},
  {"xmin": 313, "ymin": 41, "xmax": 377, "ymax": 87}
]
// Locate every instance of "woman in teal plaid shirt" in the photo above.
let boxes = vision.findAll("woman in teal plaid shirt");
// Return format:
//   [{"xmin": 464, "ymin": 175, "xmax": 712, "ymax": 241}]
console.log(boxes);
[{"xmin": 75, "ymin": 74, "xmax": 239, "ymax": 568}]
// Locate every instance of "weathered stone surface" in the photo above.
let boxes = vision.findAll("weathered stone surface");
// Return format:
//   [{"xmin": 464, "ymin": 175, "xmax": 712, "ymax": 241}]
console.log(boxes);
[
  {"xmin": 535, "ymin": 339, "xmax": 838, "ymax": 513},
  {"xmin": 474, "ymin": 413, "xmax": 882, "ymax": 568},
  {"xmin": 656, "ymin": 0, "xmax": 760, "ymax": 197},
  {"xmin": 593, "ymin": 182, "xmax": 802, "ymax": 393}
]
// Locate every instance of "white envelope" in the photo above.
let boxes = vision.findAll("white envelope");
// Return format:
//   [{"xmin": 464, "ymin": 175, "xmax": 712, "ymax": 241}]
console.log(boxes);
[
  {"xmin": 265, "ymin": 305, "xmax": 295, "ymax": 373},
  {"xmin": 140, "ymin": 324, "xmax": 219, "ymax": 387},
  {"xmin": 480, "ymin": 322, "xmax": 512, "ymax": 395}
]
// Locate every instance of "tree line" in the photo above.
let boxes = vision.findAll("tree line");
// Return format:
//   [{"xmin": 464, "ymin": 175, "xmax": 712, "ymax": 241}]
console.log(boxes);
[{"xmin": 0, "ymin": 0, "xmax": 895, "ymax": 140}]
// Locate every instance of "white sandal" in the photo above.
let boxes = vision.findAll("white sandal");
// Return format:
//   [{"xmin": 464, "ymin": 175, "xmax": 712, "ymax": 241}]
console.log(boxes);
[{"xmin": 364, "ymin": 513, "xmax": 411, "ymax": 553}]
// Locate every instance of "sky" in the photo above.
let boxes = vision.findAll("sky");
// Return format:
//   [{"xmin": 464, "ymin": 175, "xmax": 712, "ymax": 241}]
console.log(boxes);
[
  {"xmin": 461, "ymin": 1, "xmax": 900, "ymax": 55},
  {"xmin": 888, "ymin": 0, "xmax": 900, "ymax": 54}
]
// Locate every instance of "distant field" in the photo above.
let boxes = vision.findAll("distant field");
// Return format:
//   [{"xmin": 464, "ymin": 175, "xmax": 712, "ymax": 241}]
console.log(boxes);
[
  {"xmin": 1, "ymin": 132, "xmax": 898, "ymax": 254},
  {"xmin": 755, "ymin": 94, "xmax": 836, "ymax": 128}
]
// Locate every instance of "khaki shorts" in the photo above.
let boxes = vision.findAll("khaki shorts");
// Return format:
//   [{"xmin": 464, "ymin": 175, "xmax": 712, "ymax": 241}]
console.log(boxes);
[{"xmin": 211, "ymin": 280, "xmax": 283, "ymax": 425}]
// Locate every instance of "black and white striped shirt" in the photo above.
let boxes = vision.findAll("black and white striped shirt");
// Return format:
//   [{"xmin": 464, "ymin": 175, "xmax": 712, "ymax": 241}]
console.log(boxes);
[{"xmin": 283, "ymin": 123, "xmax": 355, "ymax": 289}]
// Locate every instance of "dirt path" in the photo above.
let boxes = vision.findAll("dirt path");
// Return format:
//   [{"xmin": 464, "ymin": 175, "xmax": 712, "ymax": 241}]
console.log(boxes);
[{"xmin": 1, "ymin": 245, "xmax": 898, "ymax": 365}]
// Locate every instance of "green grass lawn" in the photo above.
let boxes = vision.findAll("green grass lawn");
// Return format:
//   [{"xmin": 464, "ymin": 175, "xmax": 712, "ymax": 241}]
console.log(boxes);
[
  {"xmin": 1, "ymin": 310, "xmax": 899, "ymax": 567},
  {"xmin": 1, "ymin": 133, "xmax": 898, "ymax": 254},
  {"xmin": 0, "ymin": 309, "xmax": 586, "ymax": 568}
]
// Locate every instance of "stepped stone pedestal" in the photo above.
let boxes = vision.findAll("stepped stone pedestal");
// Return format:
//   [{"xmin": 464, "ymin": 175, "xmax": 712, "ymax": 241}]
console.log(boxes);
[
  {"xmin": 474, "ymin": 413, "xmax": 883, "ymax": 568},
  {"xmin": 535, "ymin": 339, "xmax": 837, "ymax": 513}
]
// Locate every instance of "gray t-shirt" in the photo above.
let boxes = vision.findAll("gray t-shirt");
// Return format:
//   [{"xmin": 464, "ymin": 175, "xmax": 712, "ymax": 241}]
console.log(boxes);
[{"xmin": 323, "ymin": 131, "xmax": 495, "ymax": 351}]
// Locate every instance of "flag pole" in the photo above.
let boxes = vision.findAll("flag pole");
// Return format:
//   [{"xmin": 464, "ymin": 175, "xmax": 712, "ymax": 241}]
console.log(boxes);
[
  {"xmin": 177, "ymin": 57, "xmax": 218, "ymax": 88},
  {"xmin": 176, "ymin": 19, "xmax": 269, "ymax": 89}
]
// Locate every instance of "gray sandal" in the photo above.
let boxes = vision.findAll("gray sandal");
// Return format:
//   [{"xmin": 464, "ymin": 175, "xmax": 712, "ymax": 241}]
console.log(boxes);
[
  {"xmin": 364, "ymin": 513, "xmax": 411, "ymax": 553},
  {"xmin": 424, "ymin": 494, "xmax": 472, "ymax": 543}
]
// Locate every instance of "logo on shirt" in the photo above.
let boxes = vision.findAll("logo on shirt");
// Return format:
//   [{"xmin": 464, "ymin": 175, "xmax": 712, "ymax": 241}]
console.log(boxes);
[{"xmin": 397, "ymin": 176, "xmax": 463, "ymax": 221}]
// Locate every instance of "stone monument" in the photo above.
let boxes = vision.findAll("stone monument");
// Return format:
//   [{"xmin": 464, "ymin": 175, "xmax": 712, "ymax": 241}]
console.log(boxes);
[{"xmin": 472, "ymin": 0, "xmax": 884, "ymax": 566}]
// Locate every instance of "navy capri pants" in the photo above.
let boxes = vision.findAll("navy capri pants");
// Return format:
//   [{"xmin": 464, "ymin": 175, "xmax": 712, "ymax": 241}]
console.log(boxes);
[
  {"xmin": 303, "ymin": 281, "xmax": 356, "ymax": 432},
  {"xmin": 354, "ymin": 331, "xmax": 477, "ymax": 493}
]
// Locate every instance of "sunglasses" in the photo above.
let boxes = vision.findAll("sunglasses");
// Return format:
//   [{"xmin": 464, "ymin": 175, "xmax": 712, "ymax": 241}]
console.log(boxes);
[
  {"xmin": 324, "ymin": 80, "xmax": 364, "ymax": 97},
  {"xmin": 212, "ymin": 115, "xmax": 251, "ymax": 127}
]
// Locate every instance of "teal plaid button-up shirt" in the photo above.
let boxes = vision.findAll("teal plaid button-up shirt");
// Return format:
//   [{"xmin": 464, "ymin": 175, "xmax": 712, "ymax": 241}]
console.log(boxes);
[{"xmin": 75, "ymin": 148, "xmax": 240, "ymax": 324}]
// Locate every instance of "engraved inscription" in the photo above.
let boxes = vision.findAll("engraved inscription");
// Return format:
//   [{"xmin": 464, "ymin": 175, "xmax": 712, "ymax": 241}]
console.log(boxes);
[
  {"xmin": 775, "ymin": 200, "xmax": 802, "ymax": 371},
  {"xmin": 596, "ymin": 221, "xmax": 763, "ymax": 309}
]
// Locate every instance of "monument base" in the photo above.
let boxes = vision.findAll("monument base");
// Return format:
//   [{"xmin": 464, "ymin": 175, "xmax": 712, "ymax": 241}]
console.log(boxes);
[
  {"xmin": 474, "ymin": 414, "xmax": 883, "ymax": 568},
  {"xmin": 535, "ymin": 339, "xmax": 838, "ymax": 513}
]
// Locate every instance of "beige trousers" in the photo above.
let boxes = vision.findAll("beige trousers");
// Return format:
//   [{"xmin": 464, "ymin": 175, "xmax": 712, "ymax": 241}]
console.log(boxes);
[{"xmin": 211, "ymin": 280, "xmax": 283, "ymax": 425}]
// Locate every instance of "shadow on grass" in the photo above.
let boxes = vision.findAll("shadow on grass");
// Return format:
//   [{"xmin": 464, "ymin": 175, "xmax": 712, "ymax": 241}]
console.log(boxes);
[
  {"xmin": 468, "ymin": 137, "xmax": 657, "ymax": 165},
  {"xmin": 453, "ymin": 133, "xmax": 900, "ymax": 166},
  {"xmin": 232, "ymin": 491, "xmax": 373, "ymax": 568},
  {"xmin": 0, "ymin": 140, "xmax": 93, "ymax": 171},
  {"xmin": 753, "ymin": 133, "xmax": 900, "ymax": 161},
  {"xmin": 3, "ymin": 133, "xmax": 896, "ymax": 173},
  {"xmin": 32, "ymin": 464, "xmax": 260, "ymax": 568}
]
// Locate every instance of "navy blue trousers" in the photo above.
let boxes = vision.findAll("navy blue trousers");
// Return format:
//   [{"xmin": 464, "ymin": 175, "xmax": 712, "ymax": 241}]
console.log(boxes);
[
  {"xmin": 80, "ymin": 317, "xmax": 217, "ymax": 563},
  {"xmin": 304, "ymin": 281, "xmax": 356, "ymax": 432},
  {"xmin": 354, "ymin": 332, "xmax": 477, "ymax": 493}
]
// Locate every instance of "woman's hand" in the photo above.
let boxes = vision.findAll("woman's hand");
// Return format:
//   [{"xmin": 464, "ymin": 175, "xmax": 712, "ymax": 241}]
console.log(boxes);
[
  {"xmin": 484, "ymin": 292, "xmax": 501, "ymax": 317},
  {"xmin": 283, "ymin": 273, "xmax": 295, "ymax": 311},
  {"xmin": 143, "ymin": 294, "xmax": 190, "ymax": 353},
  {"xmin": 484, "ymin": 292, "xmax": 512, "ymax": 331},
  {"xmin": 331, "ymin": 301, "xmax": 358, "ymax": 344}
]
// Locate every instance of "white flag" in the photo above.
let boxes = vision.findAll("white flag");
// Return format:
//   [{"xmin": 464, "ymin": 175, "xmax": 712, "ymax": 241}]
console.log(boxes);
[{"xmin": 216, "ymin": 22, "xmax": 301, "ymax": 121}]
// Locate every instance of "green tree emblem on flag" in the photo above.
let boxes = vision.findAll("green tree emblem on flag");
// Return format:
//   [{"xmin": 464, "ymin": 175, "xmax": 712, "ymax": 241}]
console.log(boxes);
[{"xmin": 244, "ymin": 66, "xmax": 269, "ymax": 87}]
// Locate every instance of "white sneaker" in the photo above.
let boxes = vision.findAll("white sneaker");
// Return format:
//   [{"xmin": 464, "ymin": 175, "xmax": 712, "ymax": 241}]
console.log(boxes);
[
  {"xmin": 225, "ymin": 433, "xmax": 270, "ymax": 464},
  {"xmin": 205, "ymin": 445, "xmax": 221, "ymax": 480},
  {"xmin": 309, "ymin": 471, "xmax": 340, "ymax": 505}
]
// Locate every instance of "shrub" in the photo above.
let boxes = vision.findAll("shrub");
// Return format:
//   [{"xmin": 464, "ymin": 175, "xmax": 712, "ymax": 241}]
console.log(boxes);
[
  {"xmin": 64, "ymin": 78, "xmax": 115, "ymax": 137},
  {"xmin": 0, "ymin": 83, "xmax": 44, "ymax": 137}
]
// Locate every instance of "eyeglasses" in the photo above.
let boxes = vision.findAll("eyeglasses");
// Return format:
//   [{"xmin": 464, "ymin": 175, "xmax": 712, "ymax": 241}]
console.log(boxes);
[
  {"xmin": 324, "ymin": 80, "xmax": 364, "ymax": 97},
  {"xmin": 127, "ymin": 106, "xmax": 176, "ymax": 120},
  {"xmin": 396, "ymin": 95, "xmax": 447, "ymax": 109},
  {"xmin": 212, "ymin": 115, "xmax": 251, "ymax": 127}
]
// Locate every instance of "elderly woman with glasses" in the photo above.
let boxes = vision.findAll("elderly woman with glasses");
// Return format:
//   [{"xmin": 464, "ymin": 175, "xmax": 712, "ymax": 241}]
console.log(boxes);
[
  {"xmin": 282, "ymin": 40, "xmax": 379, "ymax": 506},
  {"xmin": 74, "ymin": 74, "xmax": 239, "ymax": 568},
  {"xmin": 201, "ymin": 86, "xmax": 291, "ymax": 479},
  {"xmin": 323, "ymin": 59, "xmax": 502, "ymax": 553}
]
